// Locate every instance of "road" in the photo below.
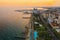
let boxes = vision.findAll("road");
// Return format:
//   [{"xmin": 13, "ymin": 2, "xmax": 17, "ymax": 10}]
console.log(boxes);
[
  {"xmin": 39, "ymin": 14, "xmax": 59, "ymax": 40},
  {"xmin": 29, "ymin": 12, "xmax": 59, "ymax": 40}
]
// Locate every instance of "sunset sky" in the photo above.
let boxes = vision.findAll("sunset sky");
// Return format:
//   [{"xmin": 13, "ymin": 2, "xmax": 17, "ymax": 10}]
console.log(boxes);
[{"xmin": 0, "ymin": 0, "xmax": 60, "ymax": 7}]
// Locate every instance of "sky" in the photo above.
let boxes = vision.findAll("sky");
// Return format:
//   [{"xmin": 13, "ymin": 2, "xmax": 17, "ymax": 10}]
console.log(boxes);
[{"xmin": 0, "ymin": 0, "xmax": 60, "ymax": 7}]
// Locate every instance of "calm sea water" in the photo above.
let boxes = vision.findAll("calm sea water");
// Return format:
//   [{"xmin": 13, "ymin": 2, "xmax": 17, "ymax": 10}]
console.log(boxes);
[{"xmin": 0, "ymin": 6, "xmax": 31, "ymax": 40}]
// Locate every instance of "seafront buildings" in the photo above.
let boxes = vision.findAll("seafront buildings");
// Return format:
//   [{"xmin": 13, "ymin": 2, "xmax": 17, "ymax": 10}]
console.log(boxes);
[
  {"xmin": 15, "ymin": 7, "xmax": 60, "ymax": 40},
  {"xmin": 23, "ymin": 8, "xmax": 60, "ymax": 40},
  {"xmin": 42, "ymin": 8, "xmax": 60, "ymax": 32}
]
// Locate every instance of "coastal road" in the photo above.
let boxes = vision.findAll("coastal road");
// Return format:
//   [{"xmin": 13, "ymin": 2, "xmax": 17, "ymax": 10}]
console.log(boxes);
[{"xmin": 39, "ymin": 14, "xmax": 59, "ymax": 40}]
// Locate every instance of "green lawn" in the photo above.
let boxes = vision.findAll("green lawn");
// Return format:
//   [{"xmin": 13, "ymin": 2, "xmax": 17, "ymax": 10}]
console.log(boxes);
[{"xmin": 33, "ymin": 14, "xmax": 52, "ymax": 40}]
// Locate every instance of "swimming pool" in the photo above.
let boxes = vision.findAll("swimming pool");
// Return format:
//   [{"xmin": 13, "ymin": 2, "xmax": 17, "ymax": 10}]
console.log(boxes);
[
  {"xmin": 30, "ymin": 30, "xmax": 38, "ymax": 40},
  {"xmin": 34, "ymin": 31, "xmax": 38, "ymax": 40}
]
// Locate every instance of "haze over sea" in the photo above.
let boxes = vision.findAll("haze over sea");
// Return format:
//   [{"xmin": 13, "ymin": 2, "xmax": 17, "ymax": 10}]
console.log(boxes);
[{"xmin": 0, "ymin": 6, "xmax": 31, "ymax": 40}]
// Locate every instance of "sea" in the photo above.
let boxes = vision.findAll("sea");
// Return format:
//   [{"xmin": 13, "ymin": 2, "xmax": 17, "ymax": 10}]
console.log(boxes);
[{"xmin": 0, "ymin": 6, "xmax": 31, "ymax": 40}]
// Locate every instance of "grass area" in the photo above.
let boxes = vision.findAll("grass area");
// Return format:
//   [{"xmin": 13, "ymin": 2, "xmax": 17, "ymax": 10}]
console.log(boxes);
[
  {"xmin": 33, "ymin": 14, "xmax": 52, "ymax": 40},
  {"xmin": 53, "ymin": 29, "xmax": 60, "ymax": 39}
]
